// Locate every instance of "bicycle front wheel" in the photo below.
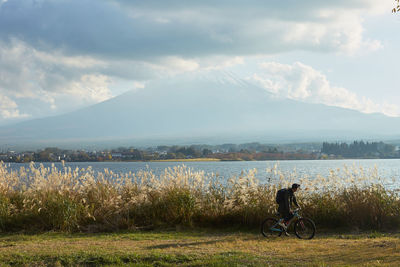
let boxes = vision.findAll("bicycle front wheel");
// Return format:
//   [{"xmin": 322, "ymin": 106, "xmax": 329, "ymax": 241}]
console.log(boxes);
[
  {"xmin": 261, "ymin": 218, "xmax": 283, "ymax": 237},
  {"xmin": 294, "ymin": 218, "xmax": 316, "ymax": 239}
]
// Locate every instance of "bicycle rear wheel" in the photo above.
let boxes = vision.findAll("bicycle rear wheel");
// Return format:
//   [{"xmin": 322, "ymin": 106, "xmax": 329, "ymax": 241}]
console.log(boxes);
[
  {"xmin": 261, "ymin": 218, "xmax": 283, "ymax": 237},
  {"xmin": 294, "ymin": 218, "xmax": 316, "ymax": 239}
]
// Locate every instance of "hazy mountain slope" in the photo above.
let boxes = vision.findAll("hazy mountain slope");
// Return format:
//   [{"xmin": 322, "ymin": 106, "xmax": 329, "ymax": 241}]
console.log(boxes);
[{"xmin": 1, "ymin": 71, "xmax": 400, "ymax": 148}]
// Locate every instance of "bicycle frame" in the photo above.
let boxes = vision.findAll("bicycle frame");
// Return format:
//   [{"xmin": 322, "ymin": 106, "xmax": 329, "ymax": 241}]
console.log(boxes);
[
  {"xmin": 262, "ymin": 208, "xmax": 315, "ymax": 239},
  {"xmin": 270, "ymin": 209, "xmax": 302, "ymax": 233}
]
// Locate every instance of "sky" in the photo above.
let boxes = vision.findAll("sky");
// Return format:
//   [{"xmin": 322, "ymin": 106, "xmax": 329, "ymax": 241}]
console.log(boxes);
[{"xmin": 0, "ymin": 0, "xmax": 399, "ymax": 125}]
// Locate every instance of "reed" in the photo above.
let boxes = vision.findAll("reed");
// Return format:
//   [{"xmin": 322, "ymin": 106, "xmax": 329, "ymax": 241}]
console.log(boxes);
[{"xmin": 0, "ymin": 162, "xmax": 399, "ymax": 232}]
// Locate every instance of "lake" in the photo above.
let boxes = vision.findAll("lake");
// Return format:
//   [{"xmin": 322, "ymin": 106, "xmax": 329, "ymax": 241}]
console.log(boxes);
[{"xmin": 6, "ymin": 159, "xmax": 400, "ymax": 188}]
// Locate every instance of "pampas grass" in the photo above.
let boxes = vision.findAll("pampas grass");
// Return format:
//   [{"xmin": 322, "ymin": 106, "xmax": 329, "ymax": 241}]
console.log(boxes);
[{"xmin": 0, "ymin": 161, "xmax": 399, "ymax": 232}]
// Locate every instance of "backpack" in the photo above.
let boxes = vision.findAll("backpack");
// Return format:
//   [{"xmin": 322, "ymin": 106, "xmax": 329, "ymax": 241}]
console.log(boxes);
[{"xmin": 275, "ymin": 188, "xmax": 287, "ymax": 204}]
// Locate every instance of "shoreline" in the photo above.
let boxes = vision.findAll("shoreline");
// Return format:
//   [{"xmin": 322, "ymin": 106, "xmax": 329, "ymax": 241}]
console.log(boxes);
[
  {"xmin": 5, "ymin": 157, "xmax": 400, "ymax": 164},
  {"xmin": 6, "ymin": 157, "xmax": 400, "ymax": 164},
  {"xmin": 148, "ymin": 158, "xmax": 221, "ymax": 162}
]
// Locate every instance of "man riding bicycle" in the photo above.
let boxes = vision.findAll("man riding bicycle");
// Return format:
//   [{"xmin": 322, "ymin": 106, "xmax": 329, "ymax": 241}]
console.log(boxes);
[
  {"xmin": 262, "ymin": 183, "xmax": 315, "ymax": 239},
  {"xmin": 276, "ymin": 183, "xmax": 300, "ymax": 231}
]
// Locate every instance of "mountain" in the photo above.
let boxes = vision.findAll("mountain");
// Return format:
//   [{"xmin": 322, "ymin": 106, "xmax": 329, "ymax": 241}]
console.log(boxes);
[{"xmin": 1, "ymin": 71, "xmax": 400, "ymax": 149}]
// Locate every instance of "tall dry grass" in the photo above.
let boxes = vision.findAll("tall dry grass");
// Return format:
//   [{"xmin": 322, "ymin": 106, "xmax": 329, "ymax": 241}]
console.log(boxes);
[{"xmin": 0, "ymin": 161, "xmax": 399, "ymax": 232}]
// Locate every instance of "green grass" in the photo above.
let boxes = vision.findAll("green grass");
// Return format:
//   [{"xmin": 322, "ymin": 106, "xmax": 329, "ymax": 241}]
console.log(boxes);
[{"xmin": 0, "ymin": 230, "xmax": 400, "ymax": 266}]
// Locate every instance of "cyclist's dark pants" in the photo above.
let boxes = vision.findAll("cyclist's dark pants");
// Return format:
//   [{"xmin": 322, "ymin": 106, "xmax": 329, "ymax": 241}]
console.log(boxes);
[{"xmin": 278, "ymin": 203, "xmax": 294, "ymax": 222}]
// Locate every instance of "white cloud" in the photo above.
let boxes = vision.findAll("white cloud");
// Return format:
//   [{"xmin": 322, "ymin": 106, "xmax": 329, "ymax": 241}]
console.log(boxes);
[
  {"xmin": 65, "ymin": 74, "xmax": 112, "ymax": 103},
  {"xmin": 252, "ymin": 61, "xmax": 400, "ymax": 117},
  {"xmin": 280, "ymin": 13, "xmax": 384, "ymax": 55},
  {"xmin": 0, "ymin": 39, "xmax": 106, "ymax": 96},
  {"xmin": 133, "ymin": 81, "xmax": 146, "ymax": 89},
  {"xmin": 203, "ymin": 56, "xmax": 244, "ymax": 70},
  {"xmin": 158, "ymin": 57, "xmax": 200, "ymax": 73},
  {"xmin": 0, "ymin": 39, "xmax": 206, "ymax": 121},
  {"xmin": 0, "ymin": 39, "xmax": 113, "ymax": 121},
  {"xmin": 0, "ymin": 94, "xmax": 28, "ymax": 119}
]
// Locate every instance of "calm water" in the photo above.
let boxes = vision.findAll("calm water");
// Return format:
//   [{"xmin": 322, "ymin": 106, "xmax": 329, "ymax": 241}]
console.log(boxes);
[{"xmin": 7, "ymin": 159, "xmax": 400, "ymax": 187}]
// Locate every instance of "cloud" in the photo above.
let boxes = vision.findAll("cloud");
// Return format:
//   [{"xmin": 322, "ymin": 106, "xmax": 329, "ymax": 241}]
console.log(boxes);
[
  {"xmin": 0, "ymin": 0, "xmax": 392, "ymax": 123},
  {"xmin": 252, "ymin": 61, "xmax": 400, "ymax": 117},
  {"xmin": 0, "ymin": 38, "xmax": 105, "ymax": 96},
  {"xmin": 0, "ymin": 0, "xmax": 388, "ymax": 60},
  {"xmin": 155, "ymin": 57, "xmax": 199, "ymax": 73},
  {"xmin": 0, "ymin": 39, "xmax": 114, "ymax": 120},
  {"xmin": 203, "ymin": 56, "xmax": 244, "ymax": 70},
  {"xmin": 0, "ymin": 94, "xmax": 27, "ymax": 119},
  {"xmin": 0, "ymin": 38, "xmax": 204, "ymax": 123},
  {"xmin": 64, "ymin": 74, "xmax": 112, "ymax": 103},
  {"xmin": 132, "ymin": 81, "xmax": 145, "ymax": 89}
]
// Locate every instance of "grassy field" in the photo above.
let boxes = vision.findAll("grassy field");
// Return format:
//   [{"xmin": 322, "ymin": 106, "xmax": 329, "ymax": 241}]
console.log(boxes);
[
  {"xmin": 1, "ymin": 162, "xmax": 400, "ymax": 266},
  {"xmin": 0, "ymin": 230, "xmax": 399, "ymax": 266}
]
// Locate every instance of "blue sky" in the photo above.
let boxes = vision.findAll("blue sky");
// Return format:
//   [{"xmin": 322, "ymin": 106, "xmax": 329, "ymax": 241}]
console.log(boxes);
[{"xmin": 0, "ymin": 0, "xmax": 398, "ymax": 125}]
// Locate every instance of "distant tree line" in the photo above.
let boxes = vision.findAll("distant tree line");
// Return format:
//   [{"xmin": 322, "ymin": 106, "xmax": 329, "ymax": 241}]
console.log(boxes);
[
  {"xmin": 321, "ymin": 141, "xmax": 399, "ymax": 158},
  {"xmin": 1, "ymin": 142, "xmax": 319, "ymax": 162},
  {"xmin": 2, "ymin": 141, "xmax": 399, "ymax": 163}
]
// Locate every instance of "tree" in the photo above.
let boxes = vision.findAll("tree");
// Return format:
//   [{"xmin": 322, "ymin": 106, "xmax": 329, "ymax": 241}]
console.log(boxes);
[
  {"xmin": 393, "ymin": 0, "xmax": 400, "ymax": 13},
  {"xmin": 202, "ymin": 148, "xmax": 212, "ymax": 157}
]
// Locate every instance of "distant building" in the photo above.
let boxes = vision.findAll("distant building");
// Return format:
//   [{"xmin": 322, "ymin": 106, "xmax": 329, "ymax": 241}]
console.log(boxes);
[{"xmin": 111, "ymin": 153, "xmax": 122, "ymax": 158}]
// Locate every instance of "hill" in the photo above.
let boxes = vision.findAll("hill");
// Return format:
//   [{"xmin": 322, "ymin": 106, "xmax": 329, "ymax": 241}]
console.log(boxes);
[{"xmin": 1, "ymin": 71, "xmax": 400, "ymax": 149}]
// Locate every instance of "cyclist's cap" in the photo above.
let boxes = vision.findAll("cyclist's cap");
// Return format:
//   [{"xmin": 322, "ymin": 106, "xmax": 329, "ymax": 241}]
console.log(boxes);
[{"xmin": 292, "ymin": 183, "xmax": 300, "ymax": 189}]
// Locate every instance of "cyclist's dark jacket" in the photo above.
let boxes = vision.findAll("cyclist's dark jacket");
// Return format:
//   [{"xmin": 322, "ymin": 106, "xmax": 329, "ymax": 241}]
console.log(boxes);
[{"xmin": 277, "ymin": 188, "xmax": 299, "ymax": 220}]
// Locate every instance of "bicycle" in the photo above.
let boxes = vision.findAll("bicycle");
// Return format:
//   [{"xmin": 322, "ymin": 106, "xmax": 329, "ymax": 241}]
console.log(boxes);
[{"xmin": 261, "ymin": 209, "xmax": 316, "ymax": 239}]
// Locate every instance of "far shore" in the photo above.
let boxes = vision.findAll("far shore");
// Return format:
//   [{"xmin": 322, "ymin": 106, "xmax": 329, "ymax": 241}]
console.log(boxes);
[
  {"xmin": 149, "ymin": 158, "xmax": 221, "ymax": 162},
  {"xmin": 7, "ymin": 157, "xmax": 400, "ymax": 164}
]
